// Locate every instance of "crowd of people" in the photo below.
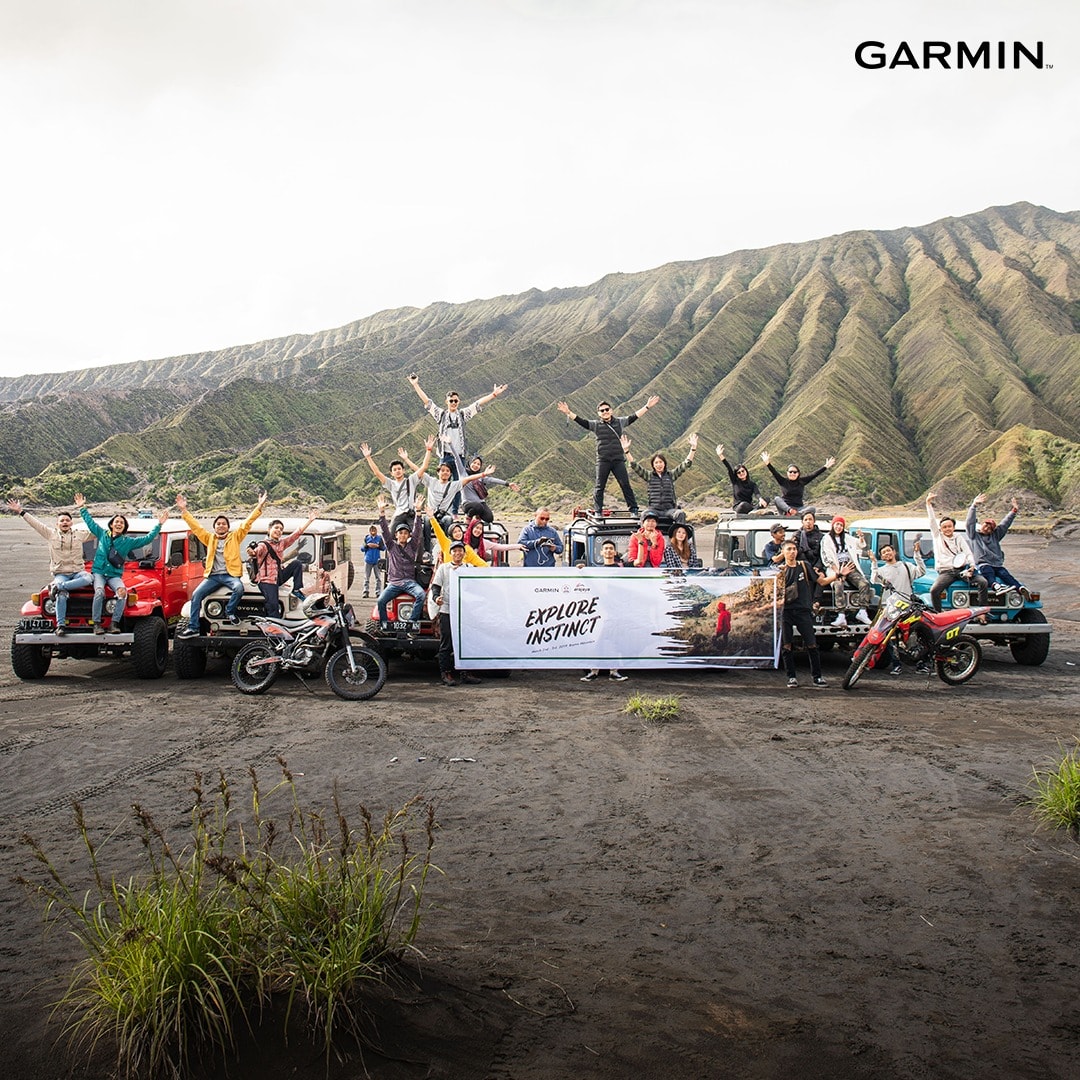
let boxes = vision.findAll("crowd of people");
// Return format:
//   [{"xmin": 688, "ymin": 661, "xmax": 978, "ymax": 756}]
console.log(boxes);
[{"xmin": 8, "ymin": 377, "xmax": 1031, "ymax": 688}]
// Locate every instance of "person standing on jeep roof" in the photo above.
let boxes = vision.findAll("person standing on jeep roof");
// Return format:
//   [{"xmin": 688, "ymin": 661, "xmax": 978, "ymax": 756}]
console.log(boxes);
[
  {"xmin": 250, "ymin": 510, "xmax": 318, "ymax": 618},
  {"xmin": 408, "ymin": 374, "xmax": 508, "ymax": 512},
  {"xmin": 557, "ymin": 393, "xmax": 660, "ymax": 517},
  {"xmin": 177, "ymin": 491, "xmax": 267, "ymax": 635},
  {"xmin": 7, "ymin": 498, "xmax": 93, "ymax": 636},
  {"xmin": 360, "ymin": 437, "xmax": 435, "ymax": 533},
  {"xmin": 715, "ymin": 444, "xmax": 768, "ymax": 514},
  {"xmin": 376, "ymin": 492, "xmax": 428, "ymax": 627},
  {"xmin": 74, "ymin": 493, "xmax": 168, "ymax": 635},
  {"xmin": 760, "ymin": 451, "xmax": 835, "ymax": 516}
]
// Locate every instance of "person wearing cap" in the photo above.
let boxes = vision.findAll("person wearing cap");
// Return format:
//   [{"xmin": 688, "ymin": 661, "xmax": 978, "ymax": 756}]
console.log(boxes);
[
  {"xmin": 716, "ymin": 444, "xmax": 768, "ymax": 514},
  {"xmin": 965, "ymin": 492, "xmax": 1026, "ymax": 596},
  {"xmin": 375, "ymin": 492, "xmax": 428, "ymax": 628},
  {"xmin": 519, "ymin": 508, "xmax": 564, "ymax": 568},
  {"xmin": 622, "ymin": 432, "xmax": 698, "ymax": 525},
  {"xmin": 628, "ymin": 511, "xmax": 665, "ymax": 567},
  {"xmin": 762, "ymin": 523, "xmax": 789, "ymax": 566},
  {"xmin": 556, "ymin": 392, "xmax": 660, "ymax": 517},
  {"xmin": 431, "ymin": 539, "xmax": 480, "ymax": 687},
  {"xmin": 819, "ymin": 517, "xmax": 871, "ymax": 627},
  {"xmin": 760, "ymin": 450, "xmax": 835, "ymax": 516}
]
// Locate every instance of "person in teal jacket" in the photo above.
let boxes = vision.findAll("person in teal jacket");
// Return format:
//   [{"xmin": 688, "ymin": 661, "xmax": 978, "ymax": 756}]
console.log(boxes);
[{"xmin": 75, "ymin": 493, "xmax": 169, "ymax": 634}]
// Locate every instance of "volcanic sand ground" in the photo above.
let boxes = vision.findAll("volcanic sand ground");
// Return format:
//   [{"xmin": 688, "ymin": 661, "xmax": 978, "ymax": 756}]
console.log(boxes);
[{"xmin": 2, "ymin": 517, "xmax": 1080, "ymax": 1080}]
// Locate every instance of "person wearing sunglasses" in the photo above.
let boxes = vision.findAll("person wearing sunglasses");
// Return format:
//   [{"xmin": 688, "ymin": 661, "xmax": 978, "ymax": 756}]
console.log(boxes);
[
  {"xmin": 760, "ymin": 450, "xmax": 836, "ymax": 516},
  {"xmin": 557, "ymin": 392, "xmax": 660, "ymax": 518}
]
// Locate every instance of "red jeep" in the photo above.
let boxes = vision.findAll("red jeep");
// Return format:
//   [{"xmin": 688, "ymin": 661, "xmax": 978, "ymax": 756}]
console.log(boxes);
[{"xmin": 11, "ymin": 516, "xmax": 206, "ymax": 680}]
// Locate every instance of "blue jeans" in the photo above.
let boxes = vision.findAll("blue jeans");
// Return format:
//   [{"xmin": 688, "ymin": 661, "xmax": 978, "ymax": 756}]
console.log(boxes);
[
  {"xmin": 92, "ymin": 573, "xmax": 126, "ymax": 626},
  {"xmin": 52, "ymin": 570, "xmax": 92, "ymax": 626},
  {"xmin": 979, "ymin": 563, "xmax": 1023, "ymax": 590},
  {"xmin": 190, "ymin": 574, "xmax": 245, "ymax": 624},
  {"xmin": 377, "ymin": 580, "xmax": 426, "ymax": 624}
]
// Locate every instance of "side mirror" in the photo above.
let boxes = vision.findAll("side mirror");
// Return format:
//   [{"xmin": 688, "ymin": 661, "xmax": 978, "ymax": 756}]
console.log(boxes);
[{"xmin": 321, "ymin": 558, "xmax": 336, "ymax": 572}]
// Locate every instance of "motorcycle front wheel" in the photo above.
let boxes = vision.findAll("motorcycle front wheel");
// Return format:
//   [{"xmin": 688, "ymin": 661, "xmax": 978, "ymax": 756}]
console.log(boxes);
[
  {"xmin": 842, "ymin": 640, "xmax": 880, "ymax": 691},
  {"xmin": 324, "ymin": 645, "xmax": 387, "ymax": 701},
  {"xmin": 231, "ymin": 641, "xmax": 281, "ymax": 695},
  {"xmin": 935, "ymin": 635, "xmax": 982, "ymax": 685}
]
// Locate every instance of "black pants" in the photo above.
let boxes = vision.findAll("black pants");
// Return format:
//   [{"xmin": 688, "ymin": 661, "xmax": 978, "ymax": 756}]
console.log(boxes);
[
  {"xmin": 594, "ymin": 458, "xmax": 638, "ymax": 514},
  {"xmin": 782, "ymin": 607, "xmax": 822, "ymax": 678},
  {"xmin": 461, "ymin": 500, "xmax": 493, "ymax": 524},
  {"xmin": 438, "ymin": 612, "xmax": 456, "ymax": 675},
  {"xmin": 930, "ymin": 568, "xmax": 988, "ymax": 611}
]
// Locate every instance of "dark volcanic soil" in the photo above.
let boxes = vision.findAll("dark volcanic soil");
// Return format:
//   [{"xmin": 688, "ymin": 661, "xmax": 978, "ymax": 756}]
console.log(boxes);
[{"xmin": 2, "ymin": 519, "xmax": 1079, "ymax": 1080}]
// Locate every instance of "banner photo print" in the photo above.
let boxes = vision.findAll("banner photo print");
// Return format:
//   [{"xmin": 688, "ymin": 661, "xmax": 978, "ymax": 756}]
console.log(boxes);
[{"xmin": 450, "ymin": 568, "xmax": 780, "ymax": 670}]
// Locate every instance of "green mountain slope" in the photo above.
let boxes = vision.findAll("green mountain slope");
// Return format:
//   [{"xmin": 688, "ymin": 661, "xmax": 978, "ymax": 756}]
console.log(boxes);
[{"xmin": 4, "ymin": 201, "xmax": 1080, "ymax": 512}]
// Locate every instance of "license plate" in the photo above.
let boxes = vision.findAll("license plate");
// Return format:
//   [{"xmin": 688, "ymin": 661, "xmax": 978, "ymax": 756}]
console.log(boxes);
[
  {"xmin": 390, "ymin": 620, "xmax": 422, "ymax": 632},
  {"xmin": 22, "ymin": 618, "xmax": 54, "ymax": 632}
]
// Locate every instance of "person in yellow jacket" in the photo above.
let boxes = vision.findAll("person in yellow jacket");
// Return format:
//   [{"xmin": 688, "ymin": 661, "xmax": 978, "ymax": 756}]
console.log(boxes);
[{"xmin": 176, "ymin": 491, "xmax": 267, "ymax": 635}]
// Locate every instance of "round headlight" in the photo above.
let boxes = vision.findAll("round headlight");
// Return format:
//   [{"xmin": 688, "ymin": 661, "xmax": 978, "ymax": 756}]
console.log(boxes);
[
  {"xmin": 1007, "ymin": 589, "xmax": 1024, "ymax": 609},
  {"xmin": 105, "ymin": 597, "xmax": 118, "ymax": 614},
  {"xmin": 44, "ymin": 598, "xmax": 57, "ymax": 615},
  {"xmin": 951, "ymin": 589, "xmax": 970, "ymax": 607},
  {"xmin": 205, "ymin": 599, "xmax": 226, "ymax": 618}
]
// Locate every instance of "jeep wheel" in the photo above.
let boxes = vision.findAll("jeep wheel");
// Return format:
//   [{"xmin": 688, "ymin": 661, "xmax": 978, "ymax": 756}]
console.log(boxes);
[
  {"xmin": 1009, "ymin": 608, "xmax": 1050, "ymax": 666},
  {"xmin": 173, "ymin": 621, "xmax": 208, "ymax": 679},
  {"xmin": 11, "ymin": 627, "xmax": 51, "ymax": 680},
  {"xmin": 132, "ymin": 617, "xmax": 168, "ymax": 679}
]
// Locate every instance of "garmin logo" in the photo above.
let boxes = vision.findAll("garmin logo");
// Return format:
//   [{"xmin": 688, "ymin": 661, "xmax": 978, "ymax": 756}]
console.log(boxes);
[{"xmin": 855, "ymin": 40, "xmax": 1046, "ymax": 70}]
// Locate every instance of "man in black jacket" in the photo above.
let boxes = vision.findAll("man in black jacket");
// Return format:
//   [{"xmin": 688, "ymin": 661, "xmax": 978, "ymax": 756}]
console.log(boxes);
[{"xmin": 557, "ymin": 393, "xmax": 660, "ymax": 516}]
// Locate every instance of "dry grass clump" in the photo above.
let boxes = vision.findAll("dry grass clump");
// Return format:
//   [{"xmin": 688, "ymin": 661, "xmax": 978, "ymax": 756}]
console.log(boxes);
[
  {"xmin": 1030, "ymin": 741, "xmax": 1080, "ymax": 832},
  {"xmin": 623, "ymin": 693, "xmax": 681, "ymax": 722}
]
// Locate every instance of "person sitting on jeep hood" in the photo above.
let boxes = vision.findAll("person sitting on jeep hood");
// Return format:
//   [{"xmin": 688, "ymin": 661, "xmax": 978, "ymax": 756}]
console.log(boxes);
[
  {"xmin": 177, "ymin": 491, "xmax": 267, "ymax": 633},
  {"xmin": 74, "ymin": 493, "xmax": 168, "ymax": 635},
  {"xmin": 7, "ymin": 497, "xmax": 93, "ymax": 635},
  {"xmin": 251, "ymin": 510, "xmax": 318, "ymax": 618},
  {"xmin": 965, "ymin": 492, "xmax": 1026, "ymax": 595},
  {"xmin": 376, "ymin": 492, "xmax": 428, "ymax": 627}
]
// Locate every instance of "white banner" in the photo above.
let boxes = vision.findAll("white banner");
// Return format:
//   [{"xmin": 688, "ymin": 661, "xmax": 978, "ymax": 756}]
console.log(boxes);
[{"xmin": 450, "ymin": 567, "xmax": 780, "ymax": 669}]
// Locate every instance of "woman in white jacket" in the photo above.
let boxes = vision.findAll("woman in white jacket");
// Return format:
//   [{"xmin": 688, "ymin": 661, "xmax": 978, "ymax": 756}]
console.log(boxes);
[{"xmin": 819, "ymin": 517, "xmax": 872, "ymax": 627}]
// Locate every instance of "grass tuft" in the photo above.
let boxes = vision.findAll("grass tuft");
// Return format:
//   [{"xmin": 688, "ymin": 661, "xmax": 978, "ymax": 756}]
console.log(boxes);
[
  {"xmin": 623, "ymin": 693, "xmax": 681, "ymax": 722},
  {"xmin": 17, "ymin": 760, "xmax": 438, "ymax": 1078},
  {"xmin": 1030, "ymin": 741, "xmax": 1080, "ymax": 832}
]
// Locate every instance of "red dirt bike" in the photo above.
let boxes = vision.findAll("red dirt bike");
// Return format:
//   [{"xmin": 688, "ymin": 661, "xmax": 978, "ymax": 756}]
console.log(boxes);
[{"xmin": 842, "ymin": 584, "xmax": 990, "ymax": 690}]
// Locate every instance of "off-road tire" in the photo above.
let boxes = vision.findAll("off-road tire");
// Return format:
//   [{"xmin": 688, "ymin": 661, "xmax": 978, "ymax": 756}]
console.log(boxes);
[
  {"xmin": 11, "ymin": 625, "xmax": 51, "ymax": 680},
  {"xmin": 131, "ymin": 617, "xmax": 168, "ymax": 679},
  {"xmin": 842, "ymin": 641, "xmax": 877, "ymax": 691},
  {"xmin": 936, "ymin": 635, "xmax": 982, "ymax": 686},
  {"xmin": 324, "ymin": 646, "xmax": 387, "ymax": 701},
  {"xmin": 1009, "ymin": 608, "xmax": 1050, "ymax": 667},
  {"xmin": 230, "ymin": 640, "xmax": 280, "ymax": 695},
  {"xmin": 173, "ymin": 621, "xmax": 208, "ymax": 679}
]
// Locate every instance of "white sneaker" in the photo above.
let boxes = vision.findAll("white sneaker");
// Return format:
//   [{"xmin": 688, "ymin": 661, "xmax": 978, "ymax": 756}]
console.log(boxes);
[
  {"xmin": 855, "ymin": 609, "xmax": 871, "ymax": 625},
  {"xmin": 831, "ymin": 612, "xmax": 848, "ymax": 627}
]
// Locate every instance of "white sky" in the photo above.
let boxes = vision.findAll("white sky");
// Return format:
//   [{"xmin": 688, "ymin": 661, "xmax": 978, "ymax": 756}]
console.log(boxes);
[{"xmin": 0, "ymin": 0, "xmax": 1076, "ymax": 379}]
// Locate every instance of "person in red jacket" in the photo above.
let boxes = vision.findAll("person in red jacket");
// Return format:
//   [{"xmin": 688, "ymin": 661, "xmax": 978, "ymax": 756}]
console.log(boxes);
[
  {"xmin": 628, "ymin": 511, "xmax": 665, "ymax": 567},
  {"xmin": 714, "ymin": 600, "xmax": 732, "ymax": 649}
]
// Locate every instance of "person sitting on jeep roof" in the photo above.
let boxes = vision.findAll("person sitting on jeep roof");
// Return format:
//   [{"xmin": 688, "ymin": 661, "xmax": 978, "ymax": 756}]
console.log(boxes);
[
  {"xmin": 715, "ymin": 444, "xmax": 768, "ymax": 514},
  {"xmin": 622, "ymin": 433, "xmax": 698, "ymax": 525},
  {"xmin": 458, "ymin": 454, "xmax": 521, "ymax": 525},
  {"xmin": 359, "ymin": 437, "xmax": 435, "ymax": 534},
  {"xmin": 177, "ymin": 491, "xmax": 268, "ymax": 635},
  {"xmin": 250, "ymin": 510, "xmax": 317, "ymax": 618},
  {"xmin": 7, "ymin": 497, "xmax": 93, "ymax": 636},
  {"xmin": 760, "ymin": 450, "xmax": 835, "ymax": 516},
  {"xmin": 75, "ymin": 493, "xmax": 168, "ymax": 635},
  {"xmin": 966, "ymin": 493, "xmax": 1027, "ymax": 596},
  {"xmin": 376, "ymin": 492, "xmax": 428, "ymax": 627}
]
